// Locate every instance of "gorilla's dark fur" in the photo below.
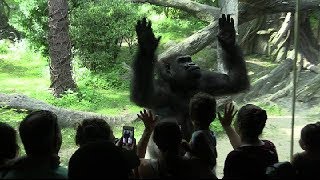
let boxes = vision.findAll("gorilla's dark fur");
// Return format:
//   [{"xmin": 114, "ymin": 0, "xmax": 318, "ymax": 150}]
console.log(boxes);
[{"xmin": 130, "ymin": 15, "xmax": 250, "ymax": 142}]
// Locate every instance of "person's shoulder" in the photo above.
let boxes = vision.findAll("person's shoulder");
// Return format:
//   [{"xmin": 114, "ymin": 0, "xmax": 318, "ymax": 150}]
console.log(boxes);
[
  {"xmin": 56, "ymin": 166, "xmax": 68, "ymax": 173},
  {"xmin": 138, "ymin": 158, "xmax": 158, "ymax": 179},
  {"xmin": 292, "ymin": 152, "xmax": 306, "ymax": 164},
  {"xmin": 262, "ymin": 140, "xmax": 276, "ymax": 147},
  {"xmin": 226, "ymin": 149, "xmax": 242, "ymax": 159},
  {"xmin": 54, "ymin": 166, "xmax": 68, "ymax": 179}
]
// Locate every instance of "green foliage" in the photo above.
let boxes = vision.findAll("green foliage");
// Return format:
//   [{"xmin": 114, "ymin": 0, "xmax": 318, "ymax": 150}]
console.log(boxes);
[
  {"xmin": 210, "ymin": 120, "xmax": 224, "ymax": 136},
  {"xmin": 0, "ymin": 40, "xmax": 10, "ymax": 53},
  {"xmin": 310, "ymin": 10, "xmax": 320, "ymax": 34},
  {"xmin": 70, "ymin": 0, "xmax": 140, "ymax": 72},
  {"xmin": 10, "ymin": 0, "xmax": 48, "ymax": 54},
  {"xmin": 254, "ymin": 101, "xmax": 286, "ymax": 116}
]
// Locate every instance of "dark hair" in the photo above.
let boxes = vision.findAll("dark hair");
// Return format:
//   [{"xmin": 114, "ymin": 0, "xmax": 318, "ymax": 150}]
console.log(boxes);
[
  {"xmin": 189, "ymin": 92, "xmax": 216, "ymax": 127},
  {"xmin": 0, "ymin": 122, "xmax": 19, "ymax": 160},
  {"xmin": 19, "ymin": 110, "xmax": 60, "ymax": 156},
  {"xmin": 75, "ymin": 118, "xmax": 112, "ymax": 146},
  {"xmin": 236, "ymin": 104, "xmax": 267, "ymax": 138},
  {"xmin": 153, "ymin": 121, "xmax": 182, "ymax": 152},
  {"xmin": 300, "ymin": 122, "xmax": 320, "ymax": 151}
]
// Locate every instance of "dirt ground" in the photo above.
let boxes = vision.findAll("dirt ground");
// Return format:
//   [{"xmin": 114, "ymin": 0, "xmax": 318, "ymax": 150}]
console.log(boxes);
[
  {"xmin": 215, "ymin": 98, "xmax": 319, "ymax": 178},
  {"xmin": 58, "ymin": 98, "xmax": 319, "ymax": 178}
]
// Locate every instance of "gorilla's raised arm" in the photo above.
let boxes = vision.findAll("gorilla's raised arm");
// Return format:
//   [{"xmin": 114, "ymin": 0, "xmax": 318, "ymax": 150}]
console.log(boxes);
[
  {"xmin": 201, "ymin": 15, "xmax": 250, "ymax": 95},
  {"xmin": 130, "ymin": 18, "xmax": 161, "ymax": 107}
]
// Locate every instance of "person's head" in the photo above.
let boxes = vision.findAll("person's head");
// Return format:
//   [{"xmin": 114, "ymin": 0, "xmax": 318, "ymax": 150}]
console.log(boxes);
[
  {"xmin": 68, "ymin": 141, "xmax": 129, "ymax": 179},
  {"xmin": 19, "ymin": 110, "xmax": 61, "ymax": 156},
  {"xmin": 299, "ymin": 122, "xmax": 320, "ymax": 152},
  {"xmin": 75, "ymin": 118, "xmax": 114, "ymax": 147},
  {"xmin": 0, "ymin": 122, "xmax": 19, "ymax": 162},
  {"xmin": 235, "ymin": 104, "xmax": 267, "ymax": 140},
  {"xmin": 158, "ymin": 55, "xmax": 201, "ymax": 87},
  {"xmin": 189, "ymin": 92, "xmax": 216, "ymax": 128},
  {"xmin": 153, "ymin": 120, "xmax": 182, "ymax": 153}
]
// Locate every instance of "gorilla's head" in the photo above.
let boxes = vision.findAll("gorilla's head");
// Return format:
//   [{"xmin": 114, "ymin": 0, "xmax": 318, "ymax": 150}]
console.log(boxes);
[{"xmin": 157, "ymin": 55, "xmax": 201, "ymax": 88}]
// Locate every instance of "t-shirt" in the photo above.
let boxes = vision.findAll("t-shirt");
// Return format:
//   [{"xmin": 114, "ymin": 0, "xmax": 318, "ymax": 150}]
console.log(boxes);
[
  {"xmin": 189, "ymin": 130, "xmax": 217, "ymax": 170},
  {"xmin": 292, "ymin": 152, "xmax": 320, "ymax": 179},
  {"xmin": 2, "ymin": 156, "xmax": 68, "ymax": 179},
  {"xmin": 68, "ymin": 141, "xmax": 140, "ymax": 179},
  {"xmin": 223, "ymin": 140, "xmax": 279, "ymax": 179},
  {"xmin": 139, "ymin": 157, "xmax": 217, "ymax": 179}
]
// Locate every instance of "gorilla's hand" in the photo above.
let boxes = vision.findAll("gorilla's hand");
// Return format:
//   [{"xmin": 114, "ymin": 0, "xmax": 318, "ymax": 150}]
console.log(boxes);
[
  {"xmin": 136, "ymin": 17, "xmax": 161, "ymax": 55},
  {"xmin": 217, "ymin": 14, "xmax": 236, "ymax": 52}
]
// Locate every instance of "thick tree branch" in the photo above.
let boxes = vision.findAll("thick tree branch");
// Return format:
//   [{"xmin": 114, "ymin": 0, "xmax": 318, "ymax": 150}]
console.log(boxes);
[
  {"xmin": 131, "ymin": 0, "xmax": 320, "ymax": 25},
  {"xmin": 158, "ymin": 21, "xmax": 218, "ymax": 61},
  {"xmin": 131, "ymin": 0, "xmax": 320, "ymax": 61},
  {"xmin": 239, "ymin": 0, "xmax": 320, "ymax": 24},
  {"xmin": 0, "ymin": 93, "xmax": 136, "ymax": 128},
  {"xmin": 130, "ymin": 0, "xmax": 220, "ymax": 22}
]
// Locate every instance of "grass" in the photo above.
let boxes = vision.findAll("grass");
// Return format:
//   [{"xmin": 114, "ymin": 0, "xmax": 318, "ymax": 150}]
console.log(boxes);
[
  {"xmin": 0, "ymin": 34, "xmax": 287, "ymax": 168},
  {"xmin": 0, "ymin": 40, "xmax": 144, "ymax": 167}
]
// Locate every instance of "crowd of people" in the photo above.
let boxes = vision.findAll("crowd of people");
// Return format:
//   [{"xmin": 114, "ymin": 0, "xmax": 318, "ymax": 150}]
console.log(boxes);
[{"xmin": 0, "ymin": 92, "xmax": 319, "ymax": 179}]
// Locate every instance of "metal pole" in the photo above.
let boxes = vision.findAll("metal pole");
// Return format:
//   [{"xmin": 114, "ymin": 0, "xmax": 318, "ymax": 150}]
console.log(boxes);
[{"xmin": 291, "ymin": 0, "xmax": 301, "ymax": 162}]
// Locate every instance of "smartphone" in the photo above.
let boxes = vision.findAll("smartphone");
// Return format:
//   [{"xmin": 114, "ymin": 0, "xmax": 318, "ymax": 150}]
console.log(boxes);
[{"xmin": 122, "ymin": 126, "xmax": 134, "ymax": 145}]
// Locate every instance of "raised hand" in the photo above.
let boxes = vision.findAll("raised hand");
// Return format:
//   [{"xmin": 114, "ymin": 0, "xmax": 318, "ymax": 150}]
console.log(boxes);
[
  {"xmin": 137, "ymin": 109, "xmax": 157, "ymax": 132},
  {"xmin": 135, "ymin": 17, "xmax": 161, "ymax": 54},
  {"xmin": 217, "ymin": 14, "xmax": 236, "ymax": 52},
  {"xmin": 218, "ymin": 102, "xmax": 238, "ymax": 128}
]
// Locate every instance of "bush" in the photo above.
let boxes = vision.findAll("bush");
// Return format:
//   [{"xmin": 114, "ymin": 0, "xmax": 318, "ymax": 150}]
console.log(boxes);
[
  {"xmin": 11, "ymin": 0, "xmax": 49, "ymax": 55},
  {"xmin": 0, "ymin": 40, "xmax": 10, "ymax": 54},
  {"xmin": 70, "ymin": 0, "xmax": 140, "ymax": 72}
]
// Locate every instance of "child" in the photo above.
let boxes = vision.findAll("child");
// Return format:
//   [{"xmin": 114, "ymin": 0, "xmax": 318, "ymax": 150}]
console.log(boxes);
[
  {"xmin": 186, "ymin": 92, "xmax": 218, "ymax": 174},
  {"xmin": 219, "ymin": 103, "xmax": 279, "ymax": 179},
  {"xmin": 292, "ymin": 122, "xmax": 320, "ymax": 179}
]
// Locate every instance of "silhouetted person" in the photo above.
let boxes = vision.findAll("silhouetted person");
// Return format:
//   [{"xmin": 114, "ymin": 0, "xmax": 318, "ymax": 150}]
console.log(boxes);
[
  {"xmin": 266, "ymin": 161, "xmax": 295, "ymax": 179},
  {"xmin": 219, "ymin": 104, "xmax": 279, "ymax": 179},
  {"xmin": 75, "ymin": 118, "xmax": 115, "ymax": 147},
  {"xmin": 291, "ymin": 122, "xmax": 320, "ymax": 179},
  {"xmin": 0, "ymin": 122, "xmax": 19, "ymax": 177},
  {"xmin": 184, "ymin": 92, "xmax": 218, "ymax": 175},
  {"xmin": 68, "ymin": 141, "xmax": 130, "ymax": 179},
  {"xmin": 3, "ymin": 110, "xmax": 67, "ymax": 179},
  {"xmin": 71, "ymin": 118, "xmax": 139, "ymax": 178}
]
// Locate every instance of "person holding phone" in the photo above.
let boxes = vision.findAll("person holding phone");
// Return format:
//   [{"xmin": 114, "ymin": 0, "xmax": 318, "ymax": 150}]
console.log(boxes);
[{"xmin": 69, "ymin": 118, "xmax": 140, "ymax": 179}]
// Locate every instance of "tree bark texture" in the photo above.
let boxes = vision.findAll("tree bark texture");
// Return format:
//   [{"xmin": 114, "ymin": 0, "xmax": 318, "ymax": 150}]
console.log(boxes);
[
  {"xmin": 48, "ymin": 0, "xmax": 77, "ymax": 97},
  {"xmin": 0, "ymin": 93, "xmax": 136, "ymax": 127}
]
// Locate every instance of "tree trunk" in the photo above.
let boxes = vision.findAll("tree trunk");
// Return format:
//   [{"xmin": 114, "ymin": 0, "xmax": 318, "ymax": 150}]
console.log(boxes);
[
  {"xmin": 238, "ymin": 16, "xmax": 267, "ymax": 54},
  {"xmin": 299, "ymin": 12, "xmax": 320, "ymax": 64},
  {"xmin": 269, "ymin": 12, "xmax": 293, "ymax": 62},
  {"xmin": 48, "ymin": 0, "xmax": 77, "ymax": 97},
  {"xmin": 0, "ymin": 93, "xmax": 136, "ymax": 127}
]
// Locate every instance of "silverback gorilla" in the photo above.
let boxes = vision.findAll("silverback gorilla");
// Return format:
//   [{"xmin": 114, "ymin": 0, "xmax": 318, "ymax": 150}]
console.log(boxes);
[{"xmin": 130, "ymin": 14, "xmax": 249, "ymax": 155}]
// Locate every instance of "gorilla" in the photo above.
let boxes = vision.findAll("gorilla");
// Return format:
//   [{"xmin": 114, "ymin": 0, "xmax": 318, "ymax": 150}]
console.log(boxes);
[{"xmin": 131, "ymin": 14, "xmax": 249, "ymax": 143}]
